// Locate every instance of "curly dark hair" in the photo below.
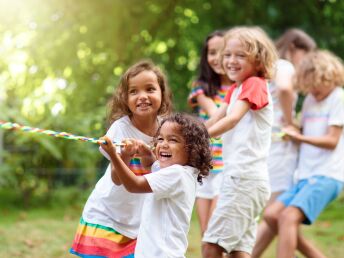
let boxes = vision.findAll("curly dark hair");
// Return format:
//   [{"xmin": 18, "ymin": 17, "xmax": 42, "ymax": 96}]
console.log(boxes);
[{"xmin": 154, "ymin": 113, "xmax": 212, "ymax": 184}]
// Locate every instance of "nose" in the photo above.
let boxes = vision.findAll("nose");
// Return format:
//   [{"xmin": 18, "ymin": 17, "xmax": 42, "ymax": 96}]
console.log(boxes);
[
  {"xmin": 159, "ymin": 139, "xmax": 169, "ymax": 148},
  {"xmin": 228, "ymin": 55, "xmax": 237, "ymax": 63},
  {"xmin": 138, "ymin": 91, "xmax": 148, "ymax": 100}
]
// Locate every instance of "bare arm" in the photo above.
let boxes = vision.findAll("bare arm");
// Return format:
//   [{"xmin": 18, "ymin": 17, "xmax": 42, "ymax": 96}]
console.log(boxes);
[
  {"xmin": 278, "ymin": 87, "xmax": 295, "ymax": 125},
  {"xmin": 196, "ymin": 94, "xmax": 219, "ymax": 117},
  {"xmin": 205, "ymin": 103, "xmax": 228, "ymax": 129},
  {"xmin": 100, "ymin": 137, "xmax": 152, "ymax": 193},
  {"xmin": 208, "ymin": 100, "xmax": 250, "ymax": 137},
  {"xmin": 284, "ymin": 125, "xmax": 343, "ymax": 149}
]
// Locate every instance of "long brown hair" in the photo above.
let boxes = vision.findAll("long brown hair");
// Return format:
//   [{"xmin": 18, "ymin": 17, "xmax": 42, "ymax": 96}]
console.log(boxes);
[{"xmin": 107, "ymin": 60, "xmax": 173, "ymax": 125}]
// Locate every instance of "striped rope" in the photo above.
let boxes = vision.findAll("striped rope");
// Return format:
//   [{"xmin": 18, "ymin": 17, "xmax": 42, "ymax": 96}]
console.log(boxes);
[{"xmin": 0, "ymin": 120, "xmax": 121, "ymax": 145}]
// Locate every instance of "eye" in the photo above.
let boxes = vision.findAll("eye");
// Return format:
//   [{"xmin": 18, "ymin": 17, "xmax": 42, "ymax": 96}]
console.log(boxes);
[
  {"xmin": 147, "ymin": 86, "xmax": 157, "ymax": 92},
  {"xmin": 169, "ymin": 138, "xmax": 178, "ymax": 143},
  {"xmin": 128, "ymin": 89, "xmax": 137, "ymax": 95},
  {"xmin": 157, "ymin": 137, "xmax": 164, "ymax": 142}
]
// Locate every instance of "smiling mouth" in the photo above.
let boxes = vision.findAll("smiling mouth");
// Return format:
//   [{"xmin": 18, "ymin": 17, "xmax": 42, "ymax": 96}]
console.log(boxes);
[
  {"xmin": 137, "ymin": 103, "xmax": 151, "ymax": 108},
  {"xmin": 160, "ymin": 152, "xmax": 172, "ymax": 158}
]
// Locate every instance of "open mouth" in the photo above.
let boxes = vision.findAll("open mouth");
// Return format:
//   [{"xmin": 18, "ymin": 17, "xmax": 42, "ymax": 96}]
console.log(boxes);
[
  {"xmin": 159, "ymin": 152, "xmax": 172, "ymax": 158},
  {"xmin": 137, "ymin": 103, "xmax": 151, "ymax": 108}
]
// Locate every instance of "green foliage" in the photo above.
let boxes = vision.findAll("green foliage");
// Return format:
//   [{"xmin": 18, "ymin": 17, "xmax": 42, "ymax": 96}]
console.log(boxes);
[{"xmin": 1, "ymin": 0, "xmax": 344, "ymax": 204}]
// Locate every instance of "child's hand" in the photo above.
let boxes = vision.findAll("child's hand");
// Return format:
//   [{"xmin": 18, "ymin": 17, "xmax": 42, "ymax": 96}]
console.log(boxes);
[
  {"xmin": 121, "ymin": 138, "xmax": 139, "ymax": 158},
  {"xmin": 99, "ymin": 136, "xmax": 117, "ymax": 158},
  {"xmin": 136, "ymin": 140, "xmax": 154, "ymax": 158},
  {"xmin": 282, "ymin": 126, "xmax": 302, "ymax": 143}
]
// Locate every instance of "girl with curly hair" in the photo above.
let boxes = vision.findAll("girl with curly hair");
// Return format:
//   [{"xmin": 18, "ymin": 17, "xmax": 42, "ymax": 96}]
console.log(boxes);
[
  {"xmin": 70, "ymin": 60, "xmax": 172, "ymax": 258},
  {"xmin": 100, "ymin": 112, "xmax": 212, "ymax": 257}
]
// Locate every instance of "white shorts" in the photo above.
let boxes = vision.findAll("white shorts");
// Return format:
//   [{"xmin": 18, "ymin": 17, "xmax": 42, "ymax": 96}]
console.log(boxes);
[
  {"xmin": 196, "ymin": 172, "xmax": 223, "ymax": 199},
  {"xmin": 202, "ymin": 175, "xmax": 270, "ymax": 254},
  {"xmin": 268, "ymin": 141, "xmax": 298, "ymax": 193}
]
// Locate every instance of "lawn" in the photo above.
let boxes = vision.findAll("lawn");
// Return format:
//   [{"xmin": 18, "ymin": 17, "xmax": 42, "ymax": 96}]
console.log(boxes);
[{"xmin": 0, "ymin": 188, "xmax": 343, "ymax": 258}]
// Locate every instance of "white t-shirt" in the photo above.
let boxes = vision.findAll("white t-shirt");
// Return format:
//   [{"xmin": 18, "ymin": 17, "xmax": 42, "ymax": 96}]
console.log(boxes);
[
  {"xmin": 135, "ymin": 164, "xmax": 198, "ymax": 258},
  {"xmin": 297, "ymin": 87, "xmax": 344, "ymax": 182},
  {"xmin": 82, "ymin": 116, "xmax": 153, "ymax": 239},
  {"xmin": 222, "ymin": 77, "xmax": 273, "ymax": 180},
  {"xmin": 270, "ymin": 59, "xmax": 296, "ymax": 129},
  {"xmin": 268, "ymin": 59, "xmax": 298, "ymax": 192}
]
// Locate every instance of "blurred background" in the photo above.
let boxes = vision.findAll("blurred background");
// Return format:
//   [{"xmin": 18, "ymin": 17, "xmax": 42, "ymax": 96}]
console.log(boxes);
[{"xmin": 0, "ymin": 1, "xmax": 344, "ymax": 257}]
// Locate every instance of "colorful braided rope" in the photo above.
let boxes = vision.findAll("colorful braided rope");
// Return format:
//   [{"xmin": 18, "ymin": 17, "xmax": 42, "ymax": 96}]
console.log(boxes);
[{"xmin": 0, "ymin": 120, "xmax": 116, "ymax": 145}]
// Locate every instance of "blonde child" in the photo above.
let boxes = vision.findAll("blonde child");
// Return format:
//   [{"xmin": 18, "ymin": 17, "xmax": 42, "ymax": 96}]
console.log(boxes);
[
  {"xmin": 201, "ymin": 26, "xmax": 278, "ymax": 258},
  {"xmin": 70, "ymin": 60, "xmax": 172, "ymax": 258},
  {"xmin": 100, "ymin": 113, "xmax": 212, "ymax": 257},
  {"xmin": 252, "ymin": 28, "xmax": 317, "ymax": 258},
  {"xmin": 188, "ymin": 30, "xmax": 232, "ymax": 236},
  {"xmin": 264, "ymin": 50, "xmax": 344, "ymax": 258}
]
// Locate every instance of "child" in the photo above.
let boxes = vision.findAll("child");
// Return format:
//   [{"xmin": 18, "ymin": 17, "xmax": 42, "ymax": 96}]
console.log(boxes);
[
  {"xmin": 100, "ymin": 113, "xmax": 212, "ymax": 257},
  {"xmin": 201, "ymin": 26, "xmax": 278, "ymax": 258},
  {"xmin": 188, "ymin": 30, "xmax": 232, "ymax": 236},
  {"xmin": 70, "ymin": 60, "xmax": 172, "ymax": 258},
  {"xmin": 252, "ymin": 28, "xmax": 317, "ymax": 258},
  {"xmin": 263, "ymin": 50, "xmax": 344, "ymax": 258}
]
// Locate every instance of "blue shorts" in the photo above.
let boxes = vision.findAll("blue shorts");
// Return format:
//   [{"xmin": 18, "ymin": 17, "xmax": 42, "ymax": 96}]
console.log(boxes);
[{"xmin": 277, "ymin": 175, "xmax": 343, "ymax": 225}]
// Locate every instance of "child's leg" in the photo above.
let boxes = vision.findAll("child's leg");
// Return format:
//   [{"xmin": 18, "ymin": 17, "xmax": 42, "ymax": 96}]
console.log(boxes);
[
  {"xmin": 202, "ymin": 242, "xmax": 226, "ymax": 258},
  {"xmin": 297, "ymin": 233, "xmax": 327, "ymax": 258},
  {"xmin": 202, "ymin": 176, "xmax": 270, "ymax": 258},
  {"xmin": 262, "ymin": 200, "xmax": 286, "ymax": 233},
  {"xmin": 196, "ymin": 198, "xmax": 214, "ymax": 235},
  {"xmin": 252, "ymin": 191, "xmax": 282, "ymax": 258},
  {"xmin": 228, "ymin": 250, "xmax": 251, "ymax": 258},
  {"xmin": 276, "ymin": 206, "xmax": 305, "ymax": 258},
  {"xmin": 276, "ymin": 176, "xmax": 343, "ymax": 258},
  {"xmin": 251, "ymin": 220, "xmax": 275, "ymax": 258},
  {"xmin": 196, "ymin": 173, "xmax": 222, "ymax": 235}
]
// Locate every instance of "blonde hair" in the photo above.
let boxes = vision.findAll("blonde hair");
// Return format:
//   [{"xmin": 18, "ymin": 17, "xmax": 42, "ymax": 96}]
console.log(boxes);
[
  {"xmin": 223, "ymin": 26, "xmax": 278, "ymax": 79},
  {"xmin": 107, "ymin": 60, "xmax": 173, "ymax": 125},
  {"xmin": 295, "ymin": 50, "xmax": 344, "ymax": 93}
]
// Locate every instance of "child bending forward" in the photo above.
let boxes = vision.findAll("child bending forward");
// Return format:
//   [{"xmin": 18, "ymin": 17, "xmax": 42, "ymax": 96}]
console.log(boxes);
[{"xmin": 100, "ymin": 113, "xmax": 212, "ymax": 258}]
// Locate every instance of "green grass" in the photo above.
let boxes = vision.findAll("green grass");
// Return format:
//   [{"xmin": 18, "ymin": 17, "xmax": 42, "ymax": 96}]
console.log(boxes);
[{"xmin": 0, "ymin": 189, "xmax": 343, "ymax": 258}]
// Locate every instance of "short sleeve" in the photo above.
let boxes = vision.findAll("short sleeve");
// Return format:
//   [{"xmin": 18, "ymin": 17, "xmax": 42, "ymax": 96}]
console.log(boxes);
[
  {"xmin": 238, "ymin": 77, "xmax": 269, "ymax": 110},
  {"xmin": 328, "ymin": 89, "xmax": 344, "ymax": 127},
  {"xmin": 224, "ymin": 84, "xmax": 237, "ymax": 104},
  {"xmin": 188, "ymin": 81, "xmax": 205, "ymax": 108},
  {"xmin": 144, "ymin": 165, "xmax": 195, "ymax": 199}
]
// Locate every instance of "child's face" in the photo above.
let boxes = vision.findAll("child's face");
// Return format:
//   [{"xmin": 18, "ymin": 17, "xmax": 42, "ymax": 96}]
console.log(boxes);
[
  {"xmin": 222, "ymin": 38, "xmax": 257, "ymax": 84},
  {"xmin": 155, "ymin": 121, "xmax": 188, "ymax": 169},
  {"xmin": 309, "ymin": 84, "xmax": 336, "ymax": 102},
  {"xmin": 207, "ymin": 36, "xmax": 225, "ymax": 75},
  {"xmin": 127, "ymin": 70, "xmax": 162, "ymax": 118},
  {"xmin": 288, "ymin": 48, "xmax": 307, "ymax": 67}
]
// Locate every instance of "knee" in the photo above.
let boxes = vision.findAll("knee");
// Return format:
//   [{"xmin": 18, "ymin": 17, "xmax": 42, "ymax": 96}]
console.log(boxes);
[
  {"xmin": 278, "ymin": 207, "xmax": 304, "ymax": 227},
  {"xmin": 263, "ymin": 205, "xmax": 279, "ymax": 227},
  {"xmin": 202, "ymin": 242, "xmax": 223, "ymax": 258}
]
